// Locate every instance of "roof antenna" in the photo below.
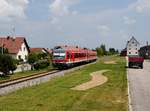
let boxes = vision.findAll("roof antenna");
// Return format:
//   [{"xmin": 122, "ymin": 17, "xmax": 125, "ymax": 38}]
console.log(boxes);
[
  {"xmin": 147, "ymin": 41, "xmax": 148, "ymax": 46},
  {"xmin": 12, "ymin": 26, "xmax": 15, "ymax": 39}
]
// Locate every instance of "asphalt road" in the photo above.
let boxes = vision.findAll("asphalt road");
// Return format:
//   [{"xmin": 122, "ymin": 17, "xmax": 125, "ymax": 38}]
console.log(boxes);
[{"xmin": 128, "ymin": 60, "xmax": 150, "ymax": 111}]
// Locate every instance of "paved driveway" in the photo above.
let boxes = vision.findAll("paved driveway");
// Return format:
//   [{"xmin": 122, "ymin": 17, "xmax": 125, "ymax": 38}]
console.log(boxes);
[{"xmin": 128, "ymin": 60, "xmax": 150, "ymax": 111}]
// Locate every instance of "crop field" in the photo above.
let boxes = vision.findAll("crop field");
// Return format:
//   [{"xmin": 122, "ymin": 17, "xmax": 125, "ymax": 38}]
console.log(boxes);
[{"xmin": 0, "ymin": 56, "xmax": 128, "ymax": 111}]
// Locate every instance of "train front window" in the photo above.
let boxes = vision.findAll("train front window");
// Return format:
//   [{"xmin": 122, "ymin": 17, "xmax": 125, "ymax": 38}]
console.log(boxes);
[{"xmin": 53, "ymin": 50, "xmax": 66, "ymax": 60}]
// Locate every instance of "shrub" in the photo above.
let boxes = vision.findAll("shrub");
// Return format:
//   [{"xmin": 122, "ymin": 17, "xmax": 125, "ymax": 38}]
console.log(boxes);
[
  {"xmin": 33, "ymin": 60, "xmax": 49, "ymax": 70},
  {"xmin": 28, "ymin": 53, "xmax": 38, "ymax": 64},
  {"xmin": 0, "ymin": 54, "xmax": 17, "ymax": 76},
  {"xmin": 28, "ymin": 53, "xmax": 38, "ymax": 70}
]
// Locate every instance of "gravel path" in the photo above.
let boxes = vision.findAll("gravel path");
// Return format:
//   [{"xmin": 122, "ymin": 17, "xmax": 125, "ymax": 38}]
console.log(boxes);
[
  {"xmin": 71, "ymin": 70, "xmax": 109, "ymax": 91},
  {"xmin": 128, "ymin": 60, "xmax": 150, "ymax": 111},
  {"xmin": 104, "ymin": 61, "xmax": 117, "ymax": 64}
]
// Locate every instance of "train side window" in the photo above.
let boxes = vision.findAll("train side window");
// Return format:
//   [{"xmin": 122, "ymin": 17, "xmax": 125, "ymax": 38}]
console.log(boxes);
[
  {"xmin": 74, "ymin": 53, "xmax": 77, "ymax": 58},
  {"xmin": 75, "ymin": 53, "xmax": 79, "ymax": 58}
]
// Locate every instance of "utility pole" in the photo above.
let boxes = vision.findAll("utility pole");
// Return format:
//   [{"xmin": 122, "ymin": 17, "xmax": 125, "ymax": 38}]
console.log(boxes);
[{"xmin": 146, "ymin": 41, "xmax": 149, "ymax": 58}]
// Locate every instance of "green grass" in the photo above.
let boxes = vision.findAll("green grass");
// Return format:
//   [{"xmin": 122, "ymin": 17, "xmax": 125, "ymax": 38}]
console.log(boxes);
[
  {"xmin": 0, "ymin": 66, "xmax": 53, "ymax": 82},
  {"xmin": 0, "ymin": 56, "xmax": 128, "ymax": 111}
]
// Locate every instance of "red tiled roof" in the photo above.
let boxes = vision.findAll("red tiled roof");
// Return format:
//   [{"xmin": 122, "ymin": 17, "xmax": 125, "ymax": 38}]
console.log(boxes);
[
  {"xmin": 30, "ymin": 48, "xmax": 46, "ymax": 53},
  {"xmin": 46, "ymin": 49, "xmax": 52, "ymax": 53},
  {"xmin": 0, "ymin": 36, "xmax": 29, "ymax": 54},
  {"xmin": 30, "ymin": 48, "xmax": 53, "ymax": 53}
]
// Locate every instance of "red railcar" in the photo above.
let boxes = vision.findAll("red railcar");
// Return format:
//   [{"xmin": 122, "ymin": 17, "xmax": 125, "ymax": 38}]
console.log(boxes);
[{"xmin": 52, "ymin": 45, "xmax": 97, "ymax": 68}]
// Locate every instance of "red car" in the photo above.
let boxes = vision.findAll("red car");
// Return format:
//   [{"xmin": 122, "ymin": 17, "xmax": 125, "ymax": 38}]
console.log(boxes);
[
  {"xmin": 52, "ymin": 45, "xmax": 97, "ymax": 68},
  {"xmin": 128, "ymin": 56, "xmax": 144, "ymax": 69}
]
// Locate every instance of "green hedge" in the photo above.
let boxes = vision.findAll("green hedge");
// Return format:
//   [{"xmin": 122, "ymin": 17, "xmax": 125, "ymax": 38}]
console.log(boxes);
[{"xmin": 33, "ymin": 60, "xmax": 49, "ymax": 70}]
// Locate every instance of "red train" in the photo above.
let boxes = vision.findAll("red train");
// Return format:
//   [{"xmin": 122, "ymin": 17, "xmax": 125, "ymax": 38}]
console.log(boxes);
[{"xmin": 52, "ymin": 45, "xmax": 97, "ymax": 68}]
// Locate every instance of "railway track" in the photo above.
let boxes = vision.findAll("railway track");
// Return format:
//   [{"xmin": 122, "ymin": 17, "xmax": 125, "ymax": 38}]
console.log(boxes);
[
  {"xmin": 0, "ymin": 62, "xmax": 97, "ymax": 95},
  {"xmin": 0, "ymin": 70, "xmax": 61, "ymax": 88}
]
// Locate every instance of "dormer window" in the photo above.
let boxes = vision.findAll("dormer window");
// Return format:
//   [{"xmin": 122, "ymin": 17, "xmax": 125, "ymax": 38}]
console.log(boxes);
[{"xmin": 132, "ymin": 41, "xmax": 134, "ymax": 44}]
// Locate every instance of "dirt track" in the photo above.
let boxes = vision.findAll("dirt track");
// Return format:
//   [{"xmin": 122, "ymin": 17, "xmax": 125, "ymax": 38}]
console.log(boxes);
[
  {"xmin": 104, "ymin": 61, "xmax": 117, "ymax": 64},
  {"xmin": 71, "ymin": 70, "xmax": 109, "ymax": 91}
]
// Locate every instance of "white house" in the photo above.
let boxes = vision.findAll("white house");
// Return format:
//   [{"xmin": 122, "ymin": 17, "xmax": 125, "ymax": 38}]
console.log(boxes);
[
  {"xmin": 0, "ymin": 36, "xmax": 30, "ymax": 62},
  {"xmin": 127, "ymin": 36, "xmax": 140, "ymax": 56}
]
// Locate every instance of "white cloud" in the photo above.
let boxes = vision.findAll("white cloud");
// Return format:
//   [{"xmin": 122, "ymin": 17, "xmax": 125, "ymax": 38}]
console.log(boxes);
[
  {"xmin": 49, "ymin": 0, "xmax": 79, "ymax": 16},
  {"xmin": 0, "ymin": 0, "xmax": 29, "ymax": 20},
  {"xmin": 97, "ymin": 25, "xmax": 110, "ymax": 37},
  {"xmin": 50, "ymin": 17, "xmax": 59, "ymax": 24},
  {"xmin": 123, "ymin": 16, "xmax": 136, "ymax": 25},
  {"xmin": 129, "ymin": 0, "xmax": 150, "ymax": 14}
]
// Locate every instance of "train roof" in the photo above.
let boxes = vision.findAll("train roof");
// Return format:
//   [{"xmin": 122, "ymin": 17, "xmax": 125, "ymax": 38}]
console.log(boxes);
[{"xmin": 53, "ymin": 45, "xmax": 96, "ymax": 53}]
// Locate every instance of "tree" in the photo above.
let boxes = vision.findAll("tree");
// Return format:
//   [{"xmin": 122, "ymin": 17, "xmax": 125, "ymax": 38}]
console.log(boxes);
[
  {"xmin": 109, "ymin": 48, "xmax": 116, "ymax": 55},
  {"xmin": 37, "ymin": 53, "xmax": 48, "ymax": 60},
  {"xmin": 96, "ymin": 44, "xmax": 107, "ymax": 56},
  {"xmin": 0, "ymin": 54, "xmax": 17, "ymax": 76},
  {"xmin": 96, "ymin": 47, "xmax": 104, "ymax": 57},
  {"xmin": 100, "ymin": 44, "xmax": 107, "ymax": 55},
  {"xmin": 0, "ymin": 47, "xmax": 8, "ymax": 54},
  {"xmin": 28, "ymin": 53, "xmax": 38, "ymax": 70},
  {"xmin": 108, "ymin": 48, "xmax": 119, "ymax": 55}
]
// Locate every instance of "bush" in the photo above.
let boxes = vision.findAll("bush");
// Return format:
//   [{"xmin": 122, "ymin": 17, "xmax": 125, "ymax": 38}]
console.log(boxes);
[
  {"xmin": 33, "ymin": 60, "xmax": 49, "ymax": 70},
  {"xmin": 28, "ymin": 53, "xmax": 38, "ymax": 64},
  {"xmin": 28, "ymin": 53, "xmax": 39, "ymax": 70},
  {"xmin": 0, "ymin": 54, "xmax": 17, "ymax": 76}
]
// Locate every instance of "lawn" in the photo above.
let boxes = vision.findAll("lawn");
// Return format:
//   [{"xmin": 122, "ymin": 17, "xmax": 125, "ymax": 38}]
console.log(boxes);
[
  {"xmin": 0, "ymin": 66, "xmax": 53, "ymax": 82},
  {"xmin": 0, "ymin": 56, "xmax": 128, "ymax": 111}
]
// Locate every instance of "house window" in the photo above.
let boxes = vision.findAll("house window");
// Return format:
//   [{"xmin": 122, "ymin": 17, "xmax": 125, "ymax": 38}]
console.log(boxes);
[
  {"xmin": 132, "ymin": 41, "xmax": 134, "ymax": 44},
  {"xmin": 135, "ymin": 52, "xmax": 138, "ymax": 54},
  {"xmin": 18, "ymin": 55, "xmax": 21, "ymax": 60},
  {"xmin": 25, "ymin": 55, "xmax": 27, "ymax": 60},
  {"xmin": 129, "ymin": 52, "xmax": 131, "ymax": 54},
  {"xmin": 135, "ymin": 48, "xmax": 137, "ymax": 50},
  {"xmin": 135, "ymin": 44, "xmax": 137, "ymax": 46},
  {"xmin": 24, "ymin": 47, "xmax": 26, "ymax": 51},
  {"xmin": 129, "ymin": 48, "xmax": 131, "ymax": 50}
]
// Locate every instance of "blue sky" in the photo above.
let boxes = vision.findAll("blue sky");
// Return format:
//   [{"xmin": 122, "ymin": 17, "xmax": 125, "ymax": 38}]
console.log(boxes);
[{"xmin": 0, "ymin": 0, "xmax": 149, "ymax": 50}]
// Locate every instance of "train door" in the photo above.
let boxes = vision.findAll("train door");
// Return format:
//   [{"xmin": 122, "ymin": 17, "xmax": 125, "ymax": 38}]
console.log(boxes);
[
  {"xmin": 66, "ymin": 52, "xmax": 71, "ymax": 62},
  {"xmin": 71, "ymin": 53, "xmax": 75, "ymax": 62}
]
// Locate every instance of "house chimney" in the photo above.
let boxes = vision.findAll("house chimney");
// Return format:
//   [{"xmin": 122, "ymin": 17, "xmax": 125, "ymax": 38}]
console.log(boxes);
[{"xmin": 7, "ymin": 36, "xmax": 10, "ymax": 40}]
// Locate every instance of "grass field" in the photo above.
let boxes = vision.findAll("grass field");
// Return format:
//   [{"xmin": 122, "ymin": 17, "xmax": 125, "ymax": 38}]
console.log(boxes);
[
  {"xmin": 0, "ymin": 66, "xmax": 53, "ymax": 82},
  {"xmin": 0, "ymin": 56, "xmax": 128, "ymax": 111}
]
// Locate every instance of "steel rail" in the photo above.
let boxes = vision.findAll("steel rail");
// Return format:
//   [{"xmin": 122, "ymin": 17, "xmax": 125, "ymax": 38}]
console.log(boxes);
[{"xmin": 0, "ymin": 70, "xmax": 61, "ymax": 88}]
